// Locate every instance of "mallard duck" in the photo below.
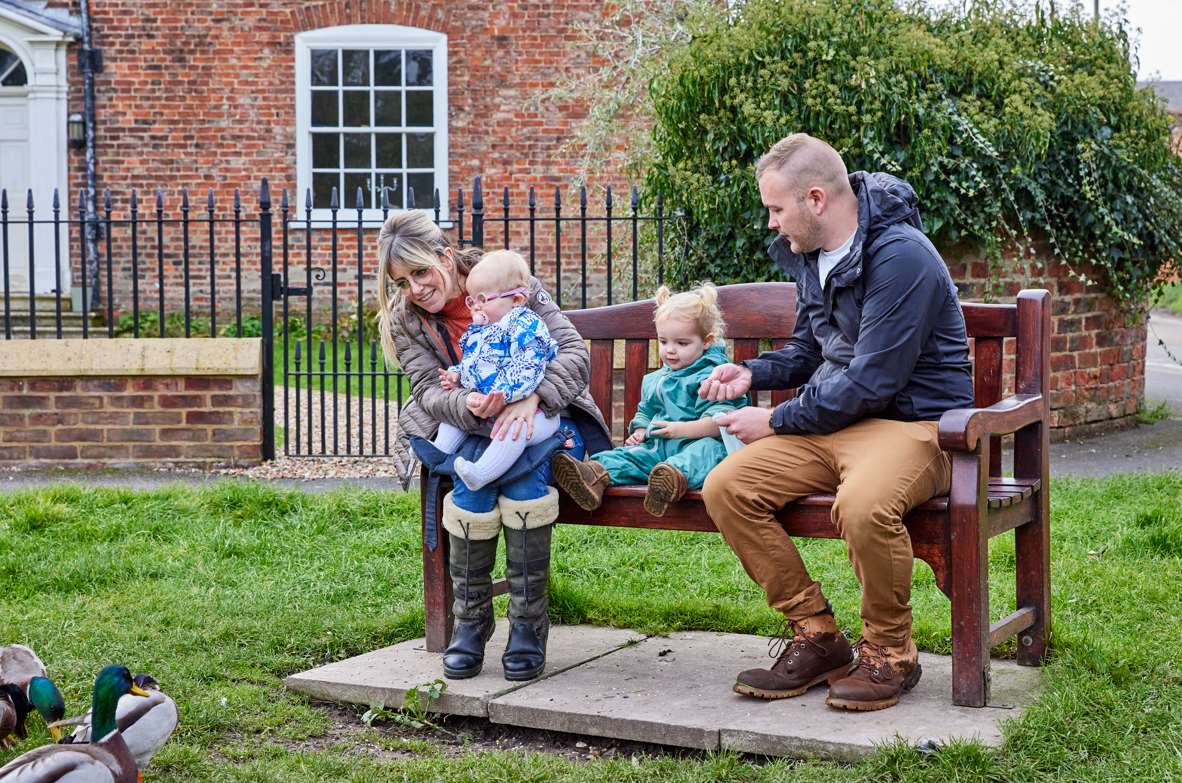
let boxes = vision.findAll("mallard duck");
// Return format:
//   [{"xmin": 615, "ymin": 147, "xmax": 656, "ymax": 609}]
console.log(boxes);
[
  {"xmin": 0, "ymin": 665, "xmax": 150, "ymax": 783},
  {"xmin": 56, "ymin": 674, "xmax": 177, "ymax": 769},
  {"xmin": 0, "ymin": 685, "xmax": 32, "ymax": 749},
  {"xmin": 0, "ymin": 647, "xmax": 65, "ymax": 743}
]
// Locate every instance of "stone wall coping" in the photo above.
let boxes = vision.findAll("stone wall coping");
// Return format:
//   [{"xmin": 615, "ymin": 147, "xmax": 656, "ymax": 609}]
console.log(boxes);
[{"xmin": 0, "ymin": 339, "xmax": 262, "ymax": 377}]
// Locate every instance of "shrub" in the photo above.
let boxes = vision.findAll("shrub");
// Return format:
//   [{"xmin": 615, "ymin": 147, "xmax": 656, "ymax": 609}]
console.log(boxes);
[{"xmin": 642, "ymin": 0, "xmax": 1182, "ymax": 305}]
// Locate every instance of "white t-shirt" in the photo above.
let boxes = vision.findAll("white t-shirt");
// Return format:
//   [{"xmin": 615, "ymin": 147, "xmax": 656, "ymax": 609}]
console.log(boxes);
[{"xmin": 817, "ymin": 229, "xmax": 857, "ymax": 289}]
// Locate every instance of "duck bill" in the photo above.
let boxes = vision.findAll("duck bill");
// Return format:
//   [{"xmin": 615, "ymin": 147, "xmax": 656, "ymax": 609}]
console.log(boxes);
[
  {"xmin": 48, "ymin": 725, "xmax": 63, "ymax": 741},
  {"xmin": 130, "ymin": 684, "xmax": 151, "ymax": 698}
]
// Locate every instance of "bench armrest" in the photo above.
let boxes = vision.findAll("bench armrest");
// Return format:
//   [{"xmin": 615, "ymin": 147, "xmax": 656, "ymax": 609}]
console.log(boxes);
[{"xmin": 937, "ymin": 393, "xmax": 1045, "ymax": 452}]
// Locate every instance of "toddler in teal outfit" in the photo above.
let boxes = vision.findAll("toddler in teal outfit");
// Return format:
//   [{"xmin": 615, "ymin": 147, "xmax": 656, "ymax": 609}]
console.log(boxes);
[{"xmin": 553, "ymin": 284, "xmax": 749, "ymax": 516}]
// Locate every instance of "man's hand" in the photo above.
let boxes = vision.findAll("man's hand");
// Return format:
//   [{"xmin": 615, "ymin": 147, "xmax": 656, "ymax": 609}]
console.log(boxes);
[
  {"xmin": 624, "ymin": 428, "xmax": 647, "ymax": 446},
  {"xmin": 439, "ymin": 369, "xmax": 460, "ymax": 390},
  {"xmin": 699, "ymin": 363, "xmax": 753, "ymax": 402},
  {"xmin": 716, "ymin": 406, "xmax": 775, "ymax": 444}
]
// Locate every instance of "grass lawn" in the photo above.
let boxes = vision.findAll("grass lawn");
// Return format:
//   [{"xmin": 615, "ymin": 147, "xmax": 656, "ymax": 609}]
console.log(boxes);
[
  {"xmin": 1153, "ymin": 280, "xmax": 1182, "ymax": 317},
  {"xmin": 1, "ymin": 475, "xmax": 1181, "ymax": 781}
]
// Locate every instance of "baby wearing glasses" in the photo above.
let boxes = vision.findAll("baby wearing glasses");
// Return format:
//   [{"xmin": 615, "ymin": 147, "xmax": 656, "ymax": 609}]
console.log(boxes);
[{"xmin": 428, "ymin": 249, "xmax": 561, "ymax": 490}]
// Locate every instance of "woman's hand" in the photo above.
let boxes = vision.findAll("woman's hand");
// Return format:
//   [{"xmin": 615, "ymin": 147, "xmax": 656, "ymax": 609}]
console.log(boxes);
[
  {"xmin": 490, "ymin": 393, "xmax": 540, "ymax": 441},
  {"xmin": 624, "ymin": 428, "xmax": 647, "ymax": 446},
  {"xmin": 467, "ymin": 390, "xmax": 506, "ymax": 418}
]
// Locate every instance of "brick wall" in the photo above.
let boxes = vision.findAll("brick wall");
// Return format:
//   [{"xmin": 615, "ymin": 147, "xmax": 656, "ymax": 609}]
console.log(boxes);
[
  {"xmin": 945, "ymin": 252, "xmax": 1146, "ymax": 441},
  {"xmin": 0, "ymin": 376, "xmax": 261, "ymax": 465},
  {"xmin": 44, "ymin": 0, "xmax": 633, "ymax": 316},
  {"xmin": 0, "ymin": 339, "xmax": 263, "ymax": 467}
]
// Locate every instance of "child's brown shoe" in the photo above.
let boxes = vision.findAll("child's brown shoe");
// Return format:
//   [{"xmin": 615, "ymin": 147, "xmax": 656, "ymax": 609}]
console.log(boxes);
[
  {"xmin": 644, "ymin": 462, "xmax": 688, "ymax": 517},
  {"xmin": 551, "ymin": 452, "xmax": 610, "ymax": 511}
]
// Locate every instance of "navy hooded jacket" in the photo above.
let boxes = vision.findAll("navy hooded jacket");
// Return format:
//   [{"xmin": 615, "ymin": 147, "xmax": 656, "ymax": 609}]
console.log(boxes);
[{"xmin": 742, "ymin": 171, "xmax": 974, "ymax": 435}]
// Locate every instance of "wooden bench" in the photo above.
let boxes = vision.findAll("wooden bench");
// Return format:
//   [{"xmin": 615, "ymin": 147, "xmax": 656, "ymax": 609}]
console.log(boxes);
[{"xmin": 421, "ymin": 282, "xmax": 1051, "ymax": 707}]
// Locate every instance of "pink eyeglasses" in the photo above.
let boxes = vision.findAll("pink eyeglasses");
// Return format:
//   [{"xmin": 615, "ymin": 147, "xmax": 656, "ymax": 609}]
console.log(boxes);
[{"xmin": 465, "ymin": 287, "xmax": 528, "ymax": 309}]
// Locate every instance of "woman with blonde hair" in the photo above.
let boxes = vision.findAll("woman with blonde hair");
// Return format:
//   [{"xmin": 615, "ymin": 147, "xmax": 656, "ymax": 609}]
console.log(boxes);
[{"xmin": 376, "ymin": 210, "xmax": 610, "ymax": 682}]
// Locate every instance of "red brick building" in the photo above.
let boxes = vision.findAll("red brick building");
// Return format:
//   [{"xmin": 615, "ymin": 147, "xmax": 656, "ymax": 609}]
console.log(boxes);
[
  {"xmin": 1, "ymin": 0, "xmax": 622, "ymax": 311},
  {"xmin": 0, "ymin": 0, "xmax": 1151, "ymax": 439}
]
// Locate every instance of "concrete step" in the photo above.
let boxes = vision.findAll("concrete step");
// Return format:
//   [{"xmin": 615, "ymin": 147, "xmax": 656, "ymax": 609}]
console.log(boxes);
[
  {"xmin": 0, "ymin": 293, "xmax": 76, "ymax": 312},
  {"xmin": 285, "ymin": 624, "xmax": 1042, "ymax": 761}
]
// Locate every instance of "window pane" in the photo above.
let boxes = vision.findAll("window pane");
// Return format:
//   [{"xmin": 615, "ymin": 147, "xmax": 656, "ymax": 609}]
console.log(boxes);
[
  {"xmin": 344, "ymin": 133, "xmax": 371, "ymax": 168},
  {"xmin": 342, "ymin": 49, "xmax": 369, "ymax": 86},
  {"xmin": 311, "ymin": 133, "xmax": 339, "ymax": 168},
  {"xmin": 375, "ymin": 133, "xmax": 402, "ymax": 168},
  {"xmin": 0, "ymin": 50, "xmax": 27, "ymax": 87},
  {"xmin": 310, "ymin": 49, "xmax": 337, "ymax": 86},
  {"xmin": 407, "ymin": 173, "xmax": 435, "ymax": 209},
  {"xmin": 343, "ymin": 91, "xmax": 370, "ymax": 127},
  {"xmin": 406, "ymin": 50, "xmax": 433, "ymax": 86},
  {"xmin": 406, "ymin": 91, "xmax": 433, "ymax": 126},
  {"xmin": 311, "ymin": 91, "xmax": 338, "ymax": 127},
  {"xmin": 407, "ymin": 133, "xmax": 434, "ymax": 167},
  {"xmin": 313, "ymin": 172, "xmax": 339, "ymax": 209},
  {"xmin": 374, "ymin": 91, "xmax": 402, "ymax": 126},
  {"xmin": 344, "ymin": 173, "xmax": 372, "ymax": 209},
  {"xmin": 374, "ymin": 50, "xmax": 401, "ymax": 86},
  {"xmin": 380, "ymin": 175, "xmax": 404, "ymax": 209}
]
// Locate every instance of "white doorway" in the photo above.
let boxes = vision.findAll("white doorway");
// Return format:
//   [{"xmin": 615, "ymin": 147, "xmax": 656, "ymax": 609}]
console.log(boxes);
[
  {"xmin": 0, "ymin": 7, "xmax": 74, "ymax": 297},
  {"xmin": 0, "ymin": 49, "xmax": 35, "ymax": 293}
]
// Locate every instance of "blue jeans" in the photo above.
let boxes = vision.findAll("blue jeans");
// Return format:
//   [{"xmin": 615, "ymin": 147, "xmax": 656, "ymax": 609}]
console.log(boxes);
[{"xmin": 450, "ymin": 418, "xmax": 586, "ymax": 512}]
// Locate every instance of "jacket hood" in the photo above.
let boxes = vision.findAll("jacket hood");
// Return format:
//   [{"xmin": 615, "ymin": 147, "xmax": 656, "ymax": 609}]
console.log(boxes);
[
  {"xmin": 768, "ymin": 171, "xmax": 922, "ymax": 276},
  {"xmin": 852, "ymin": 170, "xmax": 923, "ymax": 246}
]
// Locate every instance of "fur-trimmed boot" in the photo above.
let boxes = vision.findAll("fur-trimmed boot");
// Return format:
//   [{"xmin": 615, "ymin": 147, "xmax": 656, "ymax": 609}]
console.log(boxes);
[
  {"xmin": 440, "ymin": 492, "xmax": 502, "ymax": 679},
  {"xmin": 499, "ymin": 488, "xmax": 559, "ymax": 681}
]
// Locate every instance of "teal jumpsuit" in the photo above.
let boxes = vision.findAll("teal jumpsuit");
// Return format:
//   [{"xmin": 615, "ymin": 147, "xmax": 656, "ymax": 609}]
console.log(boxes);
[{"xmin": 591, "ymin": 344, "xmax": 749, "ymax": 489}]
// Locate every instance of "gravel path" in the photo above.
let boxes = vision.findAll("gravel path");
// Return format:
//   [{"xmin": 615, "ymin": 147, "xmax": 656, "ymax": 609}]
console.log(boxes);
[{"xmin": 219, "ymin": 386, "xmax": 415, "ymax": 484}]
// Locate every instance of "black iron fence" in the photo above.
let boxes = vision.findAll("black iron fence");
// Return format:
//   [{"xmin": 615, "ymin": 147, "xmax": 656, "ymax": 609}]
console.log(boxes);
[{"xmin": 1, "ymin": 178, "xmax": 686, "ymax": 462}]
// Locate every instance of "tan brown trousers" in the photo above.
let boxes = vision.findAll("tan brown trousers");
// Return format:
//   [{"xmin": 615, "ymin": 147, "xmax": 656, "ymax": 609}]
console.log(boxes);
[{"xmin": 701, "ymin": 418, "xmax": 951, "ymax": 652}]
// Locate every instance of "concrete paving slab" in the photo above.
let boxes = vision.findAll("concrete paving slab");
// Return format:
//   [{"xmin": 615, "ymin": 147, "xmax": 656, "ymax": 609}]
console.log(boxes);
[
  {"xmin": 285, "ymin": 622, "xmax": 643, "ymax": 718},
  {"xmin": 487, "ymin": 630, "xmax": 1042, "ymax": 760}
]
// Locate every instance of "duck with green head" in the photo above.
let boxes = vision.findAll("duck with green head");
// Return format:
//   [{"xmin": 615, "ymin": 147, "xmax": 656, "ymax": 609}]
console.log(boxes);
[
  {"xmin": 55, "ymin": 673, "xmax": 177, "ymax": 770},
  {"xmin": 0, "ymin": 646, "xmax": 66, "ymax": 745},
  {"xmin": 0, "ymin": 665, "xmax": 150, "ymax": 783}
]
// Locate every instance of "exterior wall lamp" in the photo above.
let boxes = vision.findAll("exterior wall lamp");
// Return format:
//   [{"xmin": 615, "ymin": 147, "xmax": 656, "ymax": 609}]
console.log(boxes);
[{"xmin": 68, "ymin": 113, "xmax": 86, "ymax": 148}]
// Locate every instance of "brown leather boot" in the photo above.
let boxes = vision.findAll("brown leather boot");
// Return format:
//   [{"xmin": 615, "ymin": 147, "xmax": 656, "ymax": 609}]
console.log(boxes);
[
  {"xmin": 551, "ymin": 452, "xmax": 610, "ymax": 511},
  {"xmin": 643, "ymin": 462, "xmax": 688, "ymax": 517},
  {"xmin": 826, "ymin": 637, "xmax": 922, "ymax": 711},
  {"xmin": 733, "ymin": 612, "xmax": 855, "ymax": 699}
]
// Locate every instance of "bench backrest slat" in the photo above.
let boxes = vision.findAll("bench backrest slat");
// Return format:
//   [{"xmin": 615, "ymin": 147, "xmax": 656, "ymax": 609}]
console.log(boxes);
[{"xmin": 566, "ymin": 282, "xmax": 1020, "ymax": 446}]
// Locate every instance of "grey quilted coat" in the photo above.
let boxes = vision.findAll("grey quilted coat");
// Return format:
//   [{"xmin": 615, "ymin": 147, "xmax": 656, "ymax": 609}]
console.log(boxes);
[{"xmin": 388, "ymin": 277, "xmax": 611, "ymax": 484}]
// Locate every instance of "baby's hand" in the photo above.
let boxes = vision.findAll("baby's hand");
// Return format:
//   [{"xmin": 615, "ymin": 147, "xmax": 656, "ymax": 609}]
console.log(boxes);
[
  {"xmin": 439, "ymin": 369, "xmax": 460, "ymax": 390},
  {"xmin": 465, "ymin": 391, "xmax": 487, "ymax": 411},
  {"xmin": 625, "ymin": 428, "xmax": 647, "ymax": 446}
]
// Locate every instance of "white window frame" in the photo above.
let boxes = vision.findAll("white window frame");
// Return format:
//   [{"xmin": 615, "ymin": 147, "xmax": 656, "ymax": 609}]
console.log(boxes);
[{"xmin": 295, "ymin": 24, "xmax": 448, "ymax": 226}]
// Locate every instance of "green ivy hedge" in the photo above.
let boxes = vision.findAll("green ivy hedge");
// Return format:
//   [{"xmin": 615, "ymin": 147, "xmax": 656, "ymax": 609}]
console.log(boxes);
[{"xmin": 644, "ymin": 0, "xmax": 1182, "ymax": 305}]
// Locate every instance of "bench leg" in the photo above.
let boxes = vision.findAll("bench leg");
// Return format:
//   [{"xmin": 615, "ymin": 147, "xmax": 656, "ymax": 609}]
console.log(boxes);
[
  {"xmin": 422, "ymin": 481, "xmax": 453, "ymax": 653},
  {"xmin": 949, "ymin": 451, "xmax": 990, "ymax": 707},
  {"xmin": 1014, "ymin": 425, "xmax": 1051, "ymax": 666}
]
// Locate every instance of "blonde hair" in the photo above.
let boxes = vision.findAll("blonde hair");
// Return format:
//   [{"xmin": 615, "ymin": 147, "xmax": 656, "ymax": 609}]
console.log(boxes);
[
  {"xmin": 653, "ymin": 283, "xmax": 725, "ymax": 341},
  {"xmin": 755, "ymin": 133, "xmax": 849, "ymax": 197},
  {"xmin": 375, "ymin": 210, "xmax": 481, "ymax": 365},
  {"xmin": 467, "ymin": 250, "xmax": 531, "ymax": 294}
]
